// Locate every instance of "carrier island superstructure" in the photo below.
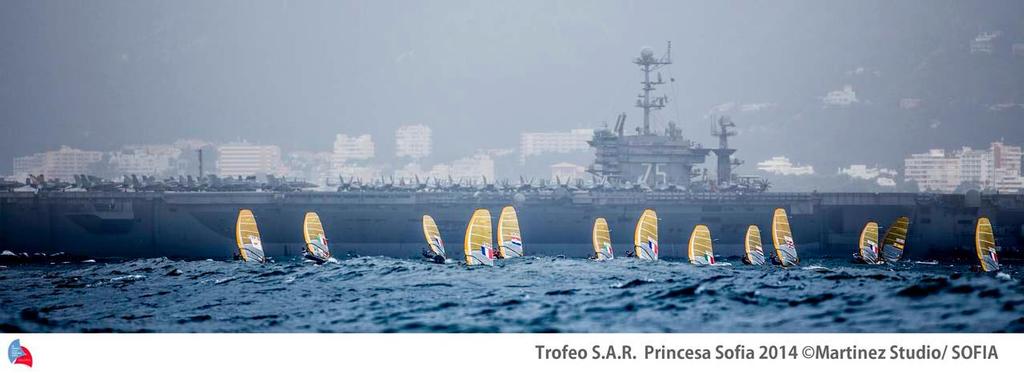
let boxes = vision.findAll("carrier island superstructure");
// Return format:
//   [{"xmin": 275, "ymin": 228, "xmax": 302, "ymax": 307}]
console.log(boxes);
[{"xmin": 1, "ymin": 44, "xmax": 1022, "ymax": 262}]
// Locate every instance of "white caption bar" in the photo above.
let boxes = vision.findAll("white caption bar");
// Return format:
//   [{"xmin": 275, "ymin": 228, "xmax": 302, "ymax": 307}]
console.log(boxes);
[{"xmin": 5, "ymin": 333, "xmax": 1022, "ymax": 373}]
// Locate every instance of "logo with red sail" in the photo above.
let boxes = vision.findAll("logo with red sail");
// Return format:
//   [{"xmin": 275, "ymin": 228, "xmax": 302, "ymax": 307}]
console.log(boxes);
[{"xmin": 8, "ymin": 339, "xmax": 32, "ymax": 368}]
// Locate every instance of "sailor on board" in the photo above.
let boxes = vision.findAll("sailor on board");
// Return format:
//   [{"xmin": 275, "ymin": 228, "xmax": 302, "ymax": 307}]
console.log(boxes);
[
  {"xmin": 421, "ymin": 247, "xmax": 446, "ymax": 264},
  {"xmin": 852, "ymin": 245, "xmax": 881, "ymax": 264}
]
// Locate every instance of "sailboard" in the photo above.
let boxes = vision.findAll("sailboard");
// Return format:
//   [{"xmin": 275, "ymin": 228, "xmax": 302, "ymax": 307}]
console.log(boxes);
[
  {"xmin": 302, "ymin": 212, "xmax": 331, "ymax": 263},
  {"xmin": 592, "ymin": 217, "xmax": 613, "ymax": 260},
  {"xmin": 856, "ymin": 221, "xmax": 879, "ymax": 264},
  {"xmin": 422, "ymin": 215, "xmax": 447, "ymax": 261},
  {"xmin": 633, "ymin": 209, "xmax": 659, "ymax": 260},
  {"xmin": 975, "ymin": 217, "xmax": 1000, "ymax": 272},
  {"xmin": 880, "ymin": 216, "xmax": 910, "ymax": 262},
  {"xmin": 687, "ymin": 224, "xmax": 715, "ymax": 265},
  {"xmin": 744, "ymin": 225, "xmax": 765, "ymax": 265},
  {"xmin": 464, "ymin": 209, "xmax": 495, "ymax": 266},
  {"xmin": 235, "ymin": 209, "xmax": 265, "ymax": 263},
  {"xmin": 771, "ymin": 208, "xmax": 799, "ymax": 266},
  {"xmin": 497, "ymin": 206, "xmax": 524, "ymax": 258}
]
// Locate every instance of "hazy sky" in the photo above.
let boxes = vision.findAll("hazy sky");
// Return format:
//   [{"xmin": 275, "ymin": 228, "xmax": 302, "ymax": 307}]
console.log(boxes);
[{"xmin": 2, "ymin": 0, "xmax": 1023, "ymax": 175}]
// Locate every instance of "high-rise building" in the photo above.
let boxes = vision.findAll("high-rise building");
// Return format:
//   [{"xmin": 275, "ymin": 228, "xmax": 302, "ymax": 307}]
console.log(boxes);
[
  {"xmin": 108, "ymin": 145, "xmax": 182, "ymax": 177},
  {"xmin": 519, "ymin": 129, "xmax": 594, "ymax": 163},
  {"xmin": 956, "ymin": 147, "xmax": 993, "ymax": 187},
  {"xmin": 283, "ymin": 151, "xmax": 332, "ymax": 184},
  {"xmin": 903, "ymin": 142, "xmax": 1024, "ymax": 193},
  {"xmin": 904, "ymin": 149, "xmax": 960, "ymax": 192},
  {"xmin": 991, "ymin": 142, "xmax": 1023, "ymax": 193},
  {"xmin": 331, "ymin": 134, "xmax": 376, "ymax": 178},
  {"xmin": 332, "ymin": 134, "xmax": 375, "ymax": 163},
  {"xmin": 423, "ymin": 154, "xmax": 495, "ymax": 183},
  {"xmin": 13, "ymin": 146, "xmax": 104, "ymax": 182},
  {"xmin": 215, "ymin": 143, "xmax": 285, "ymax": 177},
  {"xmin": 550, "ymin": 162, "xmax": 586, "ymax": 182},
  {"xmin": 395, "ymin": 124, "xmax": 432, "ymax": 160}
]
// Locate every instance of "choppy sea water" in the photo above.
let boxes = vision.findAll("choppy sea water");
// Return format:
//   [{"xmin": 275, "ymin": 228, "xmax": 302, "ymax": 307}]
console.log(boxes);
[{"xmin": 1, "ymin": 255, "xmax": 1022, "ymax": 332}]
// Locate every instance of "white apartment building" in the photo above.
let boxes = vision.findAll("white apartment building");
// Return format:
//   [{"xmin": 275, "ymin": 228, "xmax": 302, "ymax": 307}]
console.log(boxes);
[
  {"xmin": 421, "ymin": 154, "xmax": 495, "ymax": 183},
  {"xmin": 904, "ymin": 149, "xmax": 960, "ymax": 192},
  {"xmin": 13, "ymin": 146, "xmax": 104, "ymax": 182},
  {"xmin": 838, "ymin": 164, "xmax": 898, "ymax": 186},
  {"xmin": 216, "ymin": 143, "xmax": 285, "ymax": 177},
  {"xmin": 970, "ymin": 31, "xmax": 999, "ymax": 55},
  {"xmin": 108, "ymin": 145, "xmax": 182, "ymax": 176},
  {"xmin": 756, "ymin": 156, "xmax": 815, "ymax": 176},
  {"xmin": 822, "ymin": 85, "xmax": 858, "ymax": 107},
  {"xmin": 957, "ymin": 147, "xmax": 993, "ymax": 187},
  {"xmin": 550, "ymin": 162, "xmax": 587, "ymax": 182},
  {"xmin": 332, "ymin": 134, "xmax": 375, "ymax": 164},
  {"xmin": 904, "ymin": 142, "xmax": 1024, "ymax": 193},
  {"xmin": 519, "ymin": 129, "xmax": 594, "ymax": 163},
  {"xmin": 449, "ymin": 154, "xmax": 495, "ymax": 182},
  {"xmin": 332, "ymin": 164, "xmax": 382, "ymax": 182},
  {"xmin": 331, "ymin": 134, "xmax": 376, "ymax": 179},
  {"xmin": 992, "ymin": 142, "xmax": 1024, "ymax": 192},
  {"xmin": 395, "ymin": 124, "xmax": 432, "ymax": 160}
]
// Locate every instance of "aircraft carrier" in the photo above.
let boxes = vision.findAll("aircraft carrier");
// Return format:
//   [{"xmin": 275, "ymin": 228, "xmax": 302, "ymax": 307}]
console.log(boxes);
[{"xmin": 2, "ymin": 43, "xmax": 1023, "ymax": 262}]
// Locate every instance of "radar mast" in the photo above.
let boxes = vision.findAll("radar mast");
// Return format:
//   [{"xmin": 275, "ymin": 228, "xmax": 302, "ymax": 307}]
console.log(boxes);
[{"xmin": 634, "ymin": 42, "xmax": 672, "ymax": 135}]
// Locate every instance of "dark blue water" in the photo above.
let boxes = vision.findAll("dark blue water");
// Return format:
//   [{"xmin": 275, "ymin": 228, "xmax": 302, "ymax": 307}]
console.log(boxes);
[{"xmin": 1, "ymin": 255, "xmax": 1022, "ymax": 332}]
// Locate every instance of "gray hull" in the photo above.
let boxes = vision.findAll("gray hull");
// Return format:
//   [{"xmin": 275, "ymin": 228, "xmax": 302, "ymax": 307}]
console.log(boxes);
[{"xmin": 1, "ymin": 191, "xmax": 1021, "ymax": 261}]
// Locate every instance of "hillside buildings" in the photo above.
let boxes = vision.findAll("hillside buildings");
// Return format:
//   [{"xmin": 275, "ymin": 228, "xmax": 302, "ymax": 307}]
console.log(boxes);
[
  {"xmin": 757, "ymin": 156, "xmax": 815, "ymax": 176},
  {"xmin": 519, "ymin": 129, "xmax": 593, "ymax": 163},
  {"xmin": 822, "ymin": 85, "xmax": 858, "ymax": 107},
  {"xmin": 13, "ymin": 146, "xmax": 104, "ymax": 182},
  {"xmin": 215, "ymin": 142, "xmax": 285, "ymax": 177},
  {"xmin": 904, "ymin": 142, "xmax": 1023, "ymax": 193},
  {"xmin": 395, "ymin": 124, "xmax": 432, "ymax": 160}
]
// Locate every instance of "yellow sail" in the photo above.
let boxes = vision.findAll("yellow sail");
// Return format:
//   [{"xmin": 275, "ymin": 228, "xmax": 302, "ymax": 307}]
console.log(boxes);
[
  {"xmin": 463, "ymin": 209, "xmax": 494, "ymax": 266},
  {"xmin": 496, "ymin": 206, "xmax": 523, "ymax": 258},
  {"xmin": 302, "ymin": 212, "xmax": 331, "ymax": 262},
  {"xmin": 592, "ymin": 217, "xmax": 613, "ymax": 260},
  {"xmin": 771, "ymin": 208, "xmax": 799, "ymax": 266},
  {"xmin": 880, "ymin": 216, "xmax": 910, "ymax": 262},
  {"xmin": 422, "ymin": 215, "xmax": 447, "ymax": 259},
  {"xmin": 857, "ymin": 221, "xmax": 879, "ymax": 263},
  {"xmin": 744, "ymin": 225, "xmax": 765, "ymax": 265},
  {"xmin": 687, "ymin": 224, "xmax": 715, "ymax": 265},
  {"xmin": 235, "ymin": 209, "xmax": 265, "ymax": 263},
  {"xmin": 975, "ymin": 217, "xmax": 1000, "ymax": 272},
  {"xmin": 633, "ymin": 209, "xmax": 659, "ymax": 260}
]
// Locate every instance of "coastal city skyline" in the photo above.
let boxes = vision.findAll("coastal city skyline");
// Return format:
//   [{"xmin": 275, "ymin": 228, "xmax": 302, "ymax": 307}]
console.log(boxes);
[{"xmin": 6, "ymin": 122, "xmax": 1023, "ymax": 194}]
